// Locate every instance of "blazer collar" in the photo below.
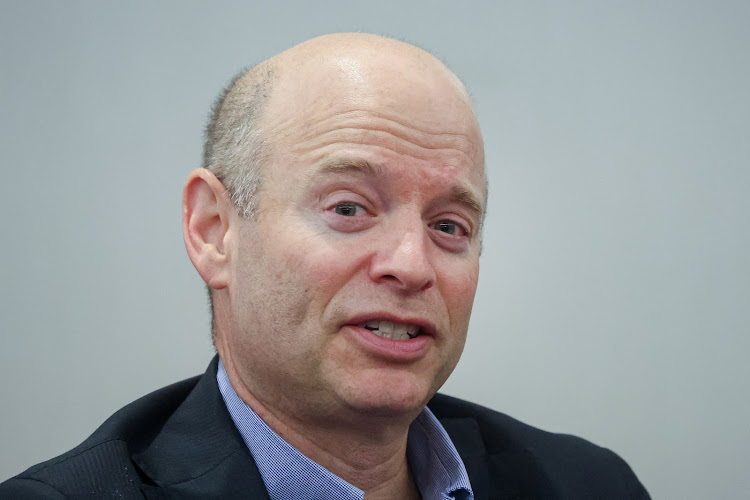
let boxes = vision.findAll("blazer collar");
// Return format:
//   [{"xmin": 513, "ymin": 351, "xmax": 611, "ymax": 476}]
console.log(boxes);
[
  {"xmin": 133, "ymin": 356, "xmax": 270, "ymax": 499},
  {"xmin": 433, "ymin": 395, "xmax": 556, "ymax": 500}
]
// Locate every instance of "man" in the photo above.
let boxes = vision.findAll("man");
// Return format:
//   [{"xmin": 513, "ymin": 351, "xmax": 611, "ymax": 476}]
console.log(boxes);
[{"xmin": 0, "ymin": 33, "xmax": 649, "ymax": 499}]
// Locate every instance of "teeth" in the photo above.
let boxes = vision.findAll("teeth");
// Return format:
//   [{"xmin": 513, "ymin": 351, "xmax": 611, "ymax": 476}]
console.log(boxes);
[
  {"xmin": 394, "ymin": 323, "xmax": 407, "ymax": 338},
  {"xmin": 379, "ymin": 321, "xmax": 394, "ymax": 335},
  {"xmin": 357, "ymin": 320, "xmax": 421, "ymax": 340}
]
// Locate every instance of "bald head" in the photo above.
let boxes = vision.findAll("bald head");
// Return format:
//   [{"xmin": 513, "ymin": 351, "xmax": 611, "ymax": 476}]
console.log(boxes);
[
  {"xmin": 268, "ymin": 33, "xmax": 470, "ymax": 99},
  {"xmin": 202, "ymin": 33, "xmax": 483, "ymax": 219}
]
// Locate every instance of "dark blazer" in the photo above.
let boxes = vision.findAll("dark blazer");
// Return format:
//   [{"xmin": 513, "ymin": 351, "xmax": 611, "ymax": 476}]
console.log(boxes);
[{"xmin": 0, "ymin": 357, "xmax": 650, "ymax": 499}]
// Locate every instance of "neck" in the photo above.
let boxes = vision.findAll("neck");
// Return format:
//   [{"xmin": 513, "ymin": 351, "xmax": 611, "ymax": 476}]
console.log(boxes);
[{"xmin": 220, "ymin": 354, "xmax": 421, "ymax": 498}]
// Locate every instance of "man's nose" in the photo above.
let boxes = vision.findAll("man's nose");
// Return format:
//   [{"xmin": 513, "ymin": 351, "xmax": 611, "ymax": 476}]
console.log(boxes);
[{"xmin": 368, "ymin": 222, "xmax": 436, "ymax": 293}]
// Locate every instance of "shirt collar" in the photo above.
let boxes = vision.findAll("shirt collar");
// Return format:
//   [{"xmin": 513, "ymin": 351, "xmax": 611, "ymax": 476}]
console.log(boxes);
[
  {"xmin": 407, "ymin": 407, "xmax": 474, "ymax": 500},
  {"xmin": 217, "ymin": 360, "xmax": 473, "ymax": 500}
]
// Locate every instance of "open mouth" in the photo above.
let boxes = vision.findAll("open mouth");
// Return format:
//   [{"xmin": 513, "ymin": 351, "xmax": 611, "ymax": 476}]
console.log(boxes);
[{"xmin": 357, "ymin": 320, "xmax": 421, "ymax": 340}]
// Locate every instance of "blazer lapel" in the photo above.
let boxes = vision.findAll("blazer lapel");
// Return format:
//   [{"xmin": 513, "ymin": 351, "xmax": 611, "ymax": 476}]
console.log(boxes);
[
  {"xmin": 440, "ymin": 417, "xmax": 491, "ymax": 500},
  {"xmin": 133, "ymin": 357, "xmax": 270, "ymax": 499},
  {"xmin": 439, "ymin": 415, "xmax": 556, "ymax": 500}
]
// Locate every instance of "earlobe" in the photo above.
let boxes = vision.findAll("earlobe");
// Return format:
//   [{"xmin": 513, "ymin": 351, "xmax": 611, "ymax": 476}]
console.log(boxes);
[{"xmin": 182, "ymin": 168, "xmax": 234, "ymax": 290}]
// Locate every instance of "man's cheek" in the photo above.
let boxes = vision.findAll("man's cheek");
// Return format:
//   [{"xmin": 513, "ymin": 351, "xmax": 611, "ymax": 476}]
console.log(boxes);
[
  {"xmin": 444, "ymin": 269, "xmax": 478, "ymax": 332},
  {"xmin": 290, "ymin": 245, "xmax": 356, "ymax": 293},
  {"xmin": 449, "ymin": 264, "xmax": 479, "ymax": 302}
]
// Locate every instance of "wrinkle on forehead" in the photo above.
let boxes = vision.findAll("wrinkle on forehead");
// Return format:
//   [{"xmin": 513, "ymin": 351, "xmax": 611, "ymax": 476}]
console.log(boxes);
[{"xmin": 266, "ymin": 109, "xmax": 480, "ymax": 166}]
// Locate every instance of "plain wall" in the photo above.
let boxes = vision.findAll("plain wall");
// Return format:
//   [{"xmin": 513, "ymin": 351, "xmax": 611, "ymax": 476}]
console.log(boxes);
[{"xmin": 2, "ymin": 1, "xmax": 749, "ymax": 498}]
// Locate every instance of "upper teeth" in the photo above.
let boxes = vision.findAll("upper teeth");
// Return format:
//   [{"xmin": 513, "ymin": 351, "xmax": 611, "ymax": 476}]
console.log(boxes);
[{"xmin": 359, "ymin": 320, "xmax": 420, "ymax": 340}]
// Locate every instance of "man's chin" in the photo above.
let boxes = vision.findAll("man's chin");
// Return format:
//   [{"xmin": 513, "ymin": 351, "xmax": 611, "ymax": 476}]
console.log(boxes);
[{"xmin": 335, "ymin": 376, "xmax": 436, "ymax": 421}]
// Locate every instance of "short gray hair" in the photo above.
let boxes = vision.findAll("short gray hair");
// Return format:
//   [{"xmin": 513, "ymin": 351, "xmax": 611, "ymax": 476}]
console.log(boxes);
[
  {"xmin": 202, "ymin": 64, "xmax": 276, "ymax": 218},
  {"xmin": 201, "ymin": 64, "xmax": 275, "ymax": 341}
]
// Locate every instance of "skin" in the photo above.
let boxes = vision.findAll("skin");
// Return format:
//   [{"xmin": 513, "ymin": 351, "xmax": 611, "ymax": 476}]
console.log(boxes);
[{"xmin": 183, "ymin": 34, "xmax": 485, "ymax": 499}]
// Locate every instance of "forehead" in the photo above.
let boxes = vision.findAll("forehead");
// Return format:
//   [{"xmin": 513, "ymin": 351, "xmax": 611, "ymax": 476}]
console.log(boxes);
[
  {"xmin": 267, "ymin": 49, "xmax": 480, "ymax": 147},
  {"xmin": 259, "ymin": 47, "xmax": 486, "ymax": 200}
]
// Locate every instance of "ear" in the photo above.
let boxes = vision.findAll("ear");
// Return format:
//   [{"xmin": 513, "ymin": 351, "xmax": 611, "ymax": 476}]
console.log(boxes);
[{"xmin": 182, "ymin": 168, "xmax": 235, "ymax": 290}]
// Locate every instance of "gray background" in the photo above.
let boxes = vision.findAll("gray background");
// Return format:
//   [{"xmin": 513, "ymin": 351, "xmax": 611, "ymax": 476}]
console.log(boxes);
[{"xmin": 1, "ymin": 1, "xmax": 748, "ymax": 498}]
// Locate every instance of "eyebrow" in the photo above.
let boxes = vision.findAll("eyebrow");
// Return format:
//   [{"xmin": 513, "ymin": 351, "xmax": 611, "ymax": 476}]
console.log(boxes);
[
  {"xmin": 314, "ymin": 158, "xmax": 385, "ymax": 177},
  {"xmin": 450, "ymin": 185, "xmax": 485, "ymax": 221},
  {"xmin": 311, "ymin": 157, "xmax": 485, "ymax": 220}
]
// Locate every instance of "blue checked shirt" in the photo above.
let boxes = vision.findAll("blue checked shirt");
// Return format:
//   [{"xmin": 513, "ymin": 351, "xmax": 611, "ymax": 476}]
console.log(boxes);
[{"xmin": 217, "ymin": 360, "xmax": 473, "ymax": 500}]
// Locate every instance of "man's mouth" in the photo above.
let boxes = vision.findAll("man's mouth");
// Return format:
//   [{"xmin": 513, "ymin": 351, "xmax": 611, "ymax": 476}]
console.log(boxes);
[{"xmin": 357, "ymin": 320, "xmax": 421, "ymax": 340}]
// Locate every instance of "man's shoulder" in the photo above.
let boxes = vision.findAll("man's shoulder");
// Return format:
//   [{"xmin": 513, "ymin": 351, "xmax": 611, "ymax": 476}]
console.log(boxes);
[
  {"xmin": 429, "ymin": 392, "xmax": 599, "ymax": 448},
  {"xmin": 428, "ymin": 393, "xmax": 650, "ymax": 499},
  {"xmin": 0, "ymin": 374, "xmax": 203, "ymax": 498},
  {"xmin": 429, "ymin": 392, "xmax": 617, "ymax": 457}
]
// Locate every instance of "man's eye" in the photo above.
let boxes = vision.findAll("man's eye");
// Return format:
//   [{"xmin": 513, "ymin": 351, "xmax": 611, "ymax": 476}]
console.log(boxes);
[
  {"xmin": 333, "ymin": 203, "xmax": 361, "ymax": 216},
  {"xmin": 433, "ymin": 220, "xmax": 457, "ymax": 235}
]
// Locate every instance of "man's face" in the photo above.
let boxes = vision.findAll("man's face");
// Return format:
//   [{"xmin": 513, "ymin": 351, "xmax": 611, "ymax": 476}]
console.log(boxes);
[{"xmin": 222, "ymin": 50, "xmax": 485, "ymax": 424}]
